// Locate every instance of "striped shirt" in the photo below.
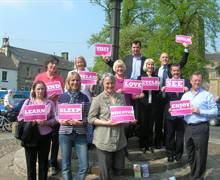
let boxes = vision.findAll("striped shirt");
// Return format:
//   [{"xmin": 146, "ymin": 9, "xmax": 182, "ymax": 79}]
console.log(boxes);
[{"xmin": 58, "ymin": 91, "xmax": 90, "ymax": 134}]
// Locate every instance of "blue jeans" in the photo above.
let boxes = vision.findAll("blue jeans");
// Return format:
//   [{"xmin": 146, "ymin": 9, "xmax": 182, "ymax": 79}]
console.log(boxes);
[{"xmin": 59, "ymin": 133, "xmax": 88, "ymax": 180}]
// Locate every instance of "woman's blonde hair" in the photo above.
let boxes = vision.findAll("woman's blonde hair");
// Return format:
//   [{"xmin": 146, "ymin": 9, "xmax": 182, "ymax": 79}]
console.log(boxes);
[
  {"xmin": 65, "ymin": 71, "xmax": 81, "ymax": 91},
  {"xmin": 113, "ymin": 59, "xmax": 126, "ymax": 72},
  {"xmin": 143, "ymin": 58, "xmax": 155, "ymax": 72}
]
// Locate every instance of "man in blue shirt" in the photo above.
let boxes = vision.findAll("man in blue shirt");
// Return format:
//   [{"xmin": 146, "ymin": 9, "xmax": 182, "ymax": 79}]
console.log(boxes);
[{"xmin": 181, "ymin": 71, "xmax": 217, "ymax": 180}]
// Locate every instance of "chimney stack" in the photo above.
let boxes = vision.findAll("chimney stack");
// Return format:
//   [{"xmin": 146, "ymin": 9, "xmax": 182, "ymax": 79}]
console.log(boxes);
[
  {"xmin": 2, "ymin": 37, "xmax": 9, "ymax": 48},
  {"xmin": 61, "ymin": 52, "xmax": 68, "ymax": 60}
]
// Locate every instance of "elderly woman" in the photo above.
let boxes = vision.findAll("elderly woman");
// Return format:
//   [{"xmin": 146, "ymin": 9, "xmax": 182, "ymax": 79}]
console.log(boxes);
[
  {"xmin": 58, "ymin": 71, "xmax": 89, "ymax": 180},
  {"xmin": 88, "ymin": 73, "xmax": 127, "ymax": 180},
  {"xmin": 134, "ymin": 58, "xmax": 159, "ymax": 152},
  {"xmin": 18, "ymin": 80, "xmax": 56, "ymax": 180},
  {"xmin": 34, "ymin": 55, "xmax": 64, "ymax": 175},
  {"xmin": 67, "ymin": 56, "xmax": 91, "ymax": 101},
  {"xmin": 113, "ymin": 59, "xmax": 131, "ymax": 105}
]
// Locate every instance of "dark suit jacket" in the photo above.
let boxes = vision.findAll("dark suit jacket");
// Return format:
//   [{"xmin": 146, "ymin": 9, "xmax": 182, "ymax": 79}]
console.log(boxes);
[
  {"xmin": 164, "ymin": 78, "xmax": 191, "ymax": 120},
  {"xmin": 154, "ymin": 51, "xmax": 189, "ymax": 78},
  {"xmin": 106, "ymin": 55, "xmax": 146, "ymax": 79}
]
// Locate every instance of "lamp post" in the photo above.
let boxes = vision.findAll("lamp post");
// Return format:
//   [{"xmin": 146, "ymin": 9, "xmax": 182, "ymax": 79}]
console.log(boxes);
[{"xmin": 110, "ymin": 0, "xmax": 122, "ymax": 61}]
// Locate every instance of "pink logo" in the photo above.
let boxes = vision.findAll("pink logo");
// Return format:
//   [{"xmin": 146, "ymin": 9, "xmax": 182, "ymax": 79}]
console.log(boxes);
[
  {"xmin": 141, "ymin": 77, "xmax": 160, "ymax": 90},
  {"xmin": 170, "ymin": 100, "xmax": 192, "ymax": 116},
  {"xmin": 110, "ymin": 106, "xmax": 135, "ymax": 124},
  {"xmin": 45, "ymin": 81, "xmax": 63, "ymax": 96},
  {"xmin": 58, "ymin": 104, "xmax": 82, "ymax": 121},
  {"xmin": 123, "ymin": 79, "xmax": 142, "ymax": 94},
  {"xmin": 79, "ymin": 71, "xmax": 97, "ymax": 85},
  {"xmin": 23, "ymin": 104, "xmax": 47, "ymax": 121},
  {"xmin": 165, "ymin": 79, "xmax": 185, "ymax": 93},
  {"xmin": 176, "ymin": 35, "xmax": 192, "ymax": 44},
  {"xmin": 95, "ymin": 43, "xmax": 112, "ymax": 56}
]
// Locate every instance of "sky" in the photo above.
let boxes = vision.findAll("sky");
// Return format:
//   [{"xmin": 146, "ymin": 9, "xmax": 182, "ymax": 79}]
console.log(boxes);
[
  {"xmin": 0, "ymin": 0, "xmax": 220, "ymax": 68},
  {"xmin": 0, "ymin": 0, "xmax": 105, "ymax": 67}
]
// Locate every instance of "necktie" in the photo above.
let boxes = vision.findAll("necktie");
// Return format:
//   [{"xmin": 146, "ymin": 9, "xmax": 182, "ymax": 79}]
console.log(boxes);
[{"xmin": 162, "ymin": 65, "xmax": 168, "ymax": 86}]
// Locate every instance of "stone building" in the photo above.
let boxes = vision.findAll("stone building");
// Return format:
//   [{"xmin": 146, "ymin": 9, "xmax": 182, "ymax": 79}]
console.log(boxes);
[
  {"xmin": 206, "ymin": 53, "xmax": 220, "ymax": 99},
  {"xmin": 0, "ymin": 37, "xmax": 73, "ymax": 90}
]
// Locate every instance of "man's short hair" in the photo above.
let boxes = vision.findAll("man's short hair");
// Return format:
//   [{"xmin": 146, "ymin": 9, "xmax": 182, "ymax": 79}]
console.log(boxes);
[
  {"xmin": 171, "ymin": 63, "xmax": 180, "ymax": 70},
  {"xmin": 190, "ymin": 71, "xmax": 203, "ymax": 80},
  {"xmin": 131, "ymin": 40, "xmax": 141, "ymax": 48}
]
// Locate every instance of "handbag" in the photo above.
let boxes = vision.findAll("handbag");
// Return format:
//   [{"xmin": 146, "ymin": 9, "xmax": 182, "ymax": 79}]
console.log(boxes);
[
  {"xmin": 20, "ymin": 122, "xmax": 41, "ymax": 147},
  {"xmin": 12, "ymin": 121, "xmax": 25, "ymax": 140}
]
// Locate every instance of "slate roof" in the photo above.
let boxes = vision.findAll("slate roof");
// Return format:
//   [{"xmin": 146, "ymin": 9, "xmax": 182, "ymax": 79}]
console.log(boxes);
[
  {"xmin": 0, "ymin": 53, "xmax": 17, "ymax": 70},
  {"xmin": 205, "ymin": 53, "xmax": 220, "ymax": 61},
  {"xmin": 10, "ymin": 46, "xmax": 73, "ymax": 70}
]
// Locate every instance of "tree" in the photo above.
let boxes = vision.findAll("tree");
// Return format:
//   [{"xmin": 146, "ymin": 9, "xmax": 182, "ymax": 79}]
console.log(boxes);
[{"xmin": 89, "ymin": 0, "xmax": 220, "ymax": 79}]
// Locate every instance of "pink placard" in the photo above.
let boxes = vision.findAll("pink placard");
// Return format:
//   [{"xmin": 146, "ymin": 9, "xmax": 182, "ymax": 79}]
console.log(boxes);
[
  {"xmin": 95, "ymin": 43, "xmax": 112, "ymax": 56},
  {"xmin": 165, "ymin": 79, "xmax": 185, "ymax": 93},
  {"xmin": 176, "ymin": 35, "xmax": 192, "ymax": 44},
  {"xmin": 58, "ymin": 104, "xmax": 82, "ymax": 121},
  {"xmin": 110, "ymin": 106, "xmax": 135, "ymax": 124},
  {"xmin": 23, "ymin": 104, "xmax": 47, "ymax": 121},
  {"xmin": 79, "ymin": 71, "xmax": 97, "ymax": 85},
  {"xmin": 170, "ymin": 100, "xmax": 192, "ymax": 116},
  {"xmin": 141, "ymin": 77, "xmax": 160, "ymax": 90},
  {"xmin": 123, "ymin": 79, "xmax": 142, "ymax": 94},
  {"xmin": 46, "ymin": 81, "xmax": 63, "ymax": 96}
]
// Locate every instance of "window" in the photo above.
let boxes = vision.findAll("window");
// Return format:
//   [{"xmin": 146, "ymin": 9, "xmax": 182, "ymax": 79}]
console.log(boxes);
[
  {"xmin": 2, "ymin": 71, "xmax": 7, "ymax": 81},
  {"xmin": 26, "ymin": 67, "xmax": 31, "ymax": 77}
]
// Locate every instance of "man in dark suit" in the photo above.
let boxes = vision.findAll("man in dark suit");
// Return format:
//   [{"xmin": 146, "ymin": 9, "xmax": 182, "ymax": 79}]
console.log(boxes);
[
  {"xmin": 104, "ymin": 40, "xmax": 146, "ymax": 138},
  {"xmin": 105, "ymin": 40, "xmax": 146, "ymax": 79},
  {"xmin": 162, "ymin": 64, "xmax": 190, "ymax": 162},
  {"xmin": 154, "ymin": 43, "xmax": 189, "ymax": 149}
]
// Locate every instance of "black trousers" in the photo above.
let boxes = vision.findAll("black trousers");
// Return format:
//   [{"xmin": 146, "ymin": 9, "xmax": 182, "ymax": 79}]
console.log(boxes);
[
  {"xmin": 96, "ymin": 148, "xmax": 125, "ymax": 180},
  {"xmin": 138, "ymin": 103, "xmax": 156, "ymax": 148},
  {"xmin": 49, "ymin": 124, "xmax": 59, "ymax": 168},
  {"xmin": 165, "ymin": 117, "xmax": 184, "ymax": 158},
  {"xmin": 185, "ymin": 122, "xmax": 209, "ymax": 180},
  {"xmin": 155, "ymin": 96, "xmax": 166, "ymax": 146},
  {"xmin": 25, "ymin": 134, "xmax": 51, "ymax": 180}
]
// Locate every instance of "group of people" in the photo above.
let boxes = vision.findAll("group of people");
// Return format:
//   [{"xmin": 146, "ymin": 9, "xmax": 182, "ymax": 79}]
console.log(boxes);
[{"xmin": 16, "ymin": 40, "xmax": 217, "ymax": 180}]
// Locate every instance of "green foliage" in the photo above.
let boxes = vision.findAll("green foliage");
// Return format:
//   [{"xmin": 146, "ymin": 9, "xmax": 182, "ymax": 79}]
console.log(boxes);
[
  {"xmin": 89, "ymin": 0, "xmax": 220, "ymax": 80},
  {"xmin": 92, "ymin": 56, "xmax": 111, "ymax": 74}
]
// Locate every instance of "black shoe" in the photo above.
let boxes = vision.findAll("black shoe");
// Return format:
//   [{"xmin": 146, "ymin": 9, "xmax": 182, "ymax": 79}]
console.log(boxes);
[
  {"xmin": 175, "ymin": 155, "xmax": 182, "ymax": 162},
  {"xmin": 167, "ymin": 156, "xmax": 174, "ymax": 162},
  {"xmin": 155, "ymin": 144, "xmax": 162, "ymax": 149},
  {"xmin": 149, "ymin": 147, "xmax": 154, "ymax": 153}
]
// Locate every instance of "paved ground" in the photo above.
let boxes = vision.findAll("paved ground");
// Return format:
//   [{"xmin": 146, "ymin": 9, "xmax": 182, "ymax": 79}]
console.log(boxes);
[{"xmin": 1, "ymin": 132, "xmax": 220, "ymax": 180}]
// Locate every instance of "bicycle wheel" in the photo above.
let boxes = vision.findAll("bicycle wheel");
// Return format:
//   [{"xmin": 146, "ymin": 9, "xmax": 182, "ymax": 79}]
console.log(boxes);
[{"xmin": 0, "ymin": 116, "xmax": 11, "ymax": 132}]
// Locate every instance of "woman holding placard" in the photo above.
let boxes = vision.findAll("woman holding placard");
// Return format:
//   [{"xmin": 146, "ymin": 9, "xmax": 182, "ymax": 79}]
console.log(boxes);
[
  {"xmin": 58, "ymin": 71, "xmax": 90, "ymax": 180},
  {"xmin": 88, "ymin": 73, "xmax": 128, "ymax": 180},
  {"xmin": 17, "ymin": 80, "xmax": 56, "ymax": 180},
  {"xmin": 135, "ymin": 58, "xmax": 159, "ymax": 152},
  {"xmin": 68, "ymin": 56, "xmax": 92, "ymax": 101}
]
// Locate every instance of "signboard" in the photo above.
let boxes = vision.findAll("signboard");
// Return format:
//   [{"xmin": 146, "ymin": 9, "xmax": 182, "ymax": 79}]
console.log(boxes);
[
  {"xmin": 45, "ymin": 81, "xmax": 63, "ymax": 96},
  {"xmin": 165, "ymin": 79, "xmax": 185, "ymax": 93},
  {"xmin": 57, "ymin": 104, "xmax": 82, "ymax": 121},
  {"xmin": 170, "ymin": 100, "xmax": 192, "ymax": 116},
  {"xmin": 95, "ymin": 43, "xmax": 112, "ymax": 56},
  {"xmin": 123, "ymin": 79, "xmax": 142, "ymax": 94},
  {"xmin": 141, "ymin": 77, "xmax": 160, "ymax": 90},
  {"xmin": 23, "ymin": 104, "xmax": 47, "ymax": 121},
  {"xmin": 176, "ymin": 35, "xmax": 192, "ymax": 44},
  {"xmin": 79, "ymin": 71, "xmax": 97, "ymax": 85},
  {"xmin": 110, "ymin": 106, "xmax": 135, "ymax": 124}
]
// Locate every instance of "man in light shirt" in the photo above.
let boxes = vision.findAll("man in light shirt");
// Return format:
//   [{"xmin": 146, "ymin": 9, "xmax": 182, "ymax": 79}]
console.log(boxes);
[
  {"xmin": 181, "ymin": 71, "xmax": 217, "ymax": 180},
  {"xmin": 4, "ymin": 89, "xmax": 14, "ymax": 110}
]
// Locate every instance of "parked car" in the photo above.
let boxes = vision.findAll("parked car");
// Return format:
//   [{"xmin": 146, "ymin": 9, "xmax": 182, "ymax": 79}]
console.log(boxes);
[
  {"xmin": 209, "ymin": 102, "xmax": 220, "ymax": 126},
  {"xmin": 0, "ymin": 90, "xmax": 29, "ymax": 112}
]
